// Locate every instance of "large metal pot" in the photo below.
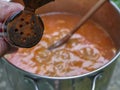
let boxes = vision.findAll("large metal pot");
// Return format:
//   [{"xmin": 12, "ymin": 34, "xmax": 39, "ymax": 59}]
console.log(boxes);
[{"xmin": 1, "ymin": 0, "xmax": 120, "ymax": 90}]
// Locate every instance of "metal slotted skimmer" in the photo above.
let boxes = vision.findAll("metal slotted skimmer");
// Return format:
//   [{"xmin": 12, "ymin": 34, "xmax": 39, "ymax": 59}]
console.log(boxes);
[{"xmin": 2, "ymin": 0, "xmax": 54, "ymax": 48}]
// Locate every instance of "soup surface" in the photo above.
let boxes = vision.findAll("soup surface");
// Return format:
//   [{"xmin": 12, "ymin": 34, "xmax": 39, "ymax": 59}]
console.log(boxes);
[{"xmin": 6, "ymin": 13, "xmax": 116, "ymax": 77}]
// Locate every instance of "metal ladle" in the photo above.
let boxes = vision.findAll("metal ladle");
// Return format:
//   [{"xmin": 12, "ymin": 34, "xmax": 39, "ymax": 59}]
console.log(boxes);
[
  {"xmin": 2, "ymin": 0, "xmax": 54, "ymax": 48},
  {"xmin": 48, "ymin": 0, "xmax": 107, "ymax": 50}
]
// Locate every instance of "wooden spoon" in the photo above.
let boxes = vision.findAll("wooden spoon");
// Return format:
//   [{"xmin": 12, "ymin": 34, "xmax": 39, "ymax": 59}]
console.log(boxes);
[{"xmin": 48, "ymin": 0, "xmax": 107, "ymax": 50}]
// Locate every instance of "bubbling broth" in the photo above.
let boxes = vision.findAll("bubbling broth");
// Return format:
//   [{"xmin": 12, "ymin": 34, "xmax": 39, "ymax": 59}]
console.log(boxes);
[{"xmin": 6, "ymin": 13, "xmax": 116, "ymax": 77}]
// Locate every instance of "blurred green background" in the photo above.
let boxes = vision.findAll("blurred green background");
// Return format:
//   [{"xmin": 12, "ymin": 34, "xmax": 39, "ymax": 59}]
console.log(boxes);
[{"xmin": 113, "ymin": 0, "xmax": 120, "ymax": 7}]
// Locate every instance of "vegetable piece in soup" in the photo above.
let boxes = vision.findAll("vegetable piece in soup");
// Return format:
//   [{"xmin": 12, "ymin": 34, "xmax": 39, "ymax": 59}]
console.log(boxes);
[{"xmin": 6, "ymin": 13, "xmax": 116, "ymax": 77}]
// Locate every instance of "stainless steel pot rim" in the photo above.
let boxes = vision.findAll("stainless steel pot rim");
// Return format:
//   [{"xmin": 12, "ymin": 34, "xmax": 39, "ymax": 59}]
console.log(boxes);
[
  {"xmin": 2, "ymin": 1, "xmax": 120, "ymax": 80},
  {"xmin": 110, "ymin": 0, "xmax": 120, "ymax": 13}
]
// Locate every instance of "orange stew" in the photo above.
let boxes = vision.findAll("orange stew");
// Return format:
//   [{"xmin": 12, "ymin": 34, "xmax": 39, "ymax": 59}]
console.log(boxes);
[{"xmin": 6, "ymin": 13, "xmax": 116, "ymax": 77}]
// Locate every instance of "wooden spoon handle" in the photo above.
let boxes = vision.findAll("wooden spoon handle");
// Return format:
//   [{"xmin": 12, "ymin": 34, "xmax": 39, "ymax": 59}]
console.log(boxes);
[
  {"xmin": 71, "ymin": 0, "xmax": 107, "ymax": 34},
  {"xmin": 48, "ymin": 0, "xmax": 107, "ymax": 50}
]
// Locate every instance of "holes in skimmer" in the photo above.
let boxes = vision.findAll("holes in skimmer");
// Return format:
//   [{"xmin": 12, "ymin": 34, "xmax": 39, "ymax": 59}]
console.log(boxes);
[
  {"xmin": 26, "ymin": 21, "xmax": 29, "ymax": 25},
  {"xmin": 15, "ymin": 29, "xmax": 18, "ymax": 32},
  {"xmin": 21, "ymin": 18, "xmax": 24, "ymax": 21},
  {"xmin": 19, "ymin": 24, "xmax": 23, "ymax": 28},
  {"xmin": 20, "ymin": 32, "xmax": 24, "ymax": 35}
]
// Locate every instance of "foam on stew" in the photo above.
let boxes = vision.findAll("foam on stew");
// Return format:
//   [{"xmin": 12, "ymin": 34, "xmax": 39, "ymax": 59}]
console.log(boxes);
[{"xmin": 6, "ymin": 13, "xmax": 116, "ymax": 77}]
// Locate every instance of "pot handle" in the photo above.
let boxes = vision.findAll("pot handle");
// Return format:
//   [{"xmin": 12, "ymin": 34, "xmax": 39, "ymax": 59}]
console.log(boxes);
[
  {"xmin": 91, "ymin": 73, "xmax": 102, "ymax": 90},
  {"xmin": 24, "ymin": 74, "xmax": 102, "ymax": 90},
  {"xmin": 24, "ymin": 76, "xmax": 39, "ymax": 90}
]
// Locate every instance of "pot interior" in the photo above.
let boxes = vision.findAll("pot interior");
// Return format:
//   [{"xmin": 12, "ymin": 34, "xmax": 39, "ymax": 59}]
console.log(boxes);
[{"xmin": 8, "ymin": 0, "xmax": 120, "ymax": 78}]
